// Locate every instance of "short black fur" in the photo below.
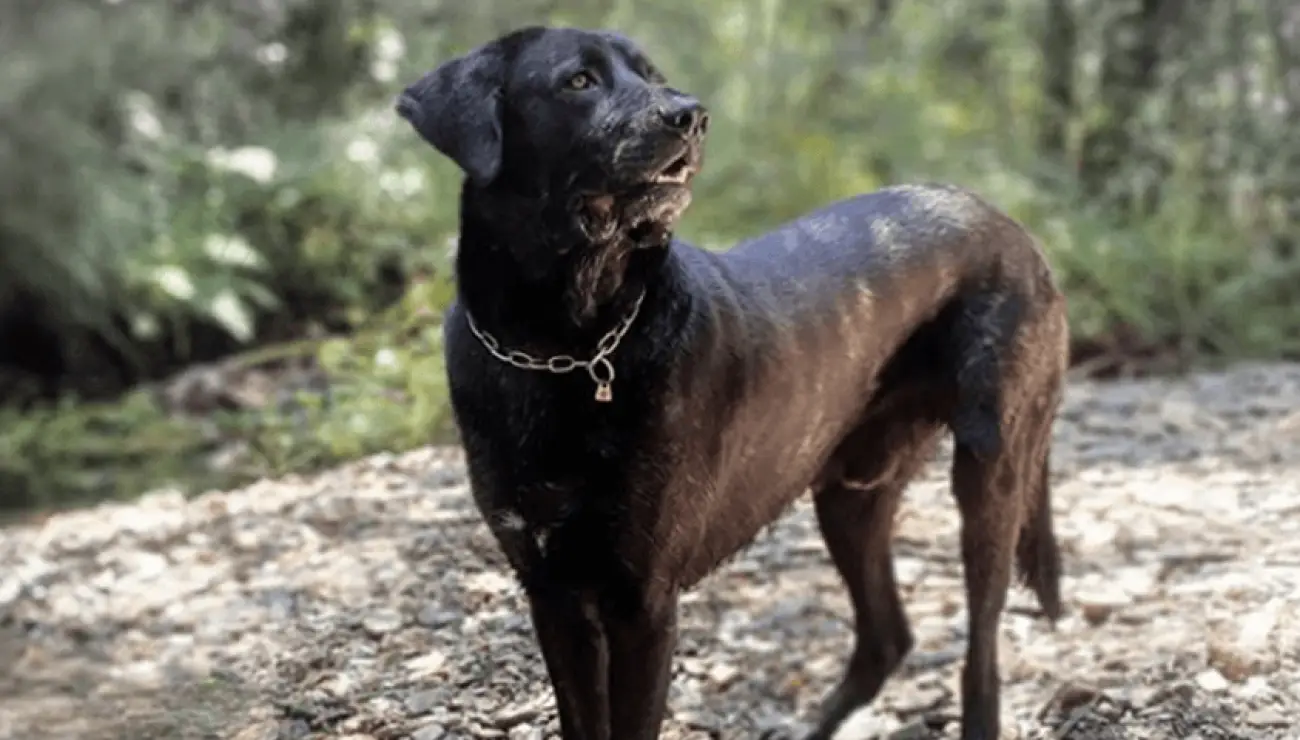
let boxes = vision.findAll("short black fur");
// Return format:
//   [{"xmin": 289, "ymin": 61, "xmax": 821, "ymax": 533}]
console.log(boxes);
[{"xmin": 398, "ymin": 26, "xmax": 1070, "ymax": 740}]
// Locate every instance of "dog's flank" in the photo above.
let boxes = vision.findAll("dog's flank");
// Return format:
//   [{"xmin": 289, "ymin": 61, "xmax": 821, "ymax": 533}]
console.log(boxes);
[{"xmin": 398, "ymin": 26, "xmax": 1069, "ymax": 740}]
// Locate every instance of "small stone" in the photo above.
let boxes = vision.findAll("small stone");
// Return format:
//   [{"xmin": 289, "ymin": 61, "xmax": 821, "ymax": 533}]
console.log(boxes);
[
  {"xmin": 425, "ymin": 466, "xmax": 465, "ymax": 487},
  {"xmin": 1244, "ymin": 708, "xmax": 1289, "ymax": 727},
  {"xmin": 277, "ymin": 719, "xmax": 312, "ymax": 739},
  {"xmin": 751, "ymin": 709, "xmax": 806, "ymax": 738},
  {"xmin": 677, "ymin": 709, "xmax": 723, "ymax": 732},
  {"xmin": 904, "ymin": 647, "xmax": 963, "ymax": 671},
  {"xmin": 1157, "ymin": 399, "xmax": 1197, "ymax": 432},
  {"xmin": 1114, "ymin": 566, "xmax": 1157, "ymax": 598},
  {"xmin": 405, "ymin": 650, "xmax": 448, "ymax": 678},
  {"xmin": 318, "ymin": 672, "xmax": 353, "ymax": 699},
  {"xmin": 679, "ymin": 657, "xmax": 708, "ymax": 677},
  {"xmin": 670, "ymin": 678, "xmax": 706, "ymax": 710},
  {"xmin": 263, "ymin": 588, "xmax": 298, "ymax": 620},
  {"xmin": 411, "ymin": 722, "xmax": 447, "ymax": 740},
  {"xmin": 366, "ymin": 695, "xmax": 404, "ymax": 718},
  {"xmin": 1235, "ymin": 603, "xmax": 1279, "ymax": 652},
  {"xmin": 893, "ymin": 684, "xmax": 949, "ymax": 715},
  {"xmin": 1237, "ymin": 675, "xmax": 1274, "ymax": 700},
  {"xmin": 1126, "ymin": 686, "xmax": 1159, "ymax": 709},
  {"xmin": 894, "ymin": 556, "xmax": 926, "ymax": 586},
  {"xmin": 886, "ymin": 720, "xmax": 931, "ymax": 740},
  {"xmin": 1076, "ymin": 589, "xmax": 1130, "ymax": 626},
  {"xmin": 495, "ymin": 700, "xmax": 544, "ymax": 728},
  {"xmin": 231, "ymin": 721, "xmax": 279, "ymax": 740},
  {"xmin": 464, "ymin": 571, "xmax": 515, "ymax": 596},
  {"xmin": 1206, "ymin": 639, "xmax": 1265, "ymax": 681},
  {"xmin": 362, "ymin": 609, "xmax": 405, "ymax": 637},
  {"xmin": 405, "ymin": 689, "xmax": 442, "ymax": 715},
  {"xmin": 417, "ymin": 604, "xmax": 460, "ymax": 628},
  {"xmin": 1193, "ymin": 669, "xmax": 1229, "ymax": 693},
  {"xmin": 1053, "ymin": 682, "xmax": 1102, "ymax": 714},
  {"xmin": 836, "ymin": 709, "xmax": 897, "ymax": 738},
  {"xmin": 338, "ymin": 717, "xmax": 369, "ymax": 733},
  {"xmin": 707, "ymin": 662, "xmax": 740, "ymax": 688},
  {"xmin": 508, "ymin": 724, "xmax": 543, "ymax": 740}
]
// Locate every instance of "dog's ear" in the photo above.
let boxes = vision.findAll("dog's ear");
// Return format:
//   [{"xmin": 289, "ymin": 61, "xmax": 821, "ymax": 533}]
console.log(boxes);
[{"xmin": 397, "ymin": 45, "xmax": 506, "ymax": 187}]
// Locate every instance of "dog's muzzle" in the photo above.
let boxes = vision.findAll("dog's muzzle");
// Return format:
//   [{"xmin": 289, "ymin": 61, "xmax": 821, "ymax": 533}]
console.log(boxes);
[{"xmin": 660, "ymin": 96, "xmax": 709, "ymax": 141}]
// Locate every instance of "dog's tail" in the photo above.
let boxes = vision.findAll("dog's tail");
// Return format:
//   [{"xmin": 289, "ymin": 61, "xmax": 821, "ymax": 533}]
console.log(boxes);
[{"xmin": 1016, "ymin": 448, "xmax": 1063, "ymax": 623}]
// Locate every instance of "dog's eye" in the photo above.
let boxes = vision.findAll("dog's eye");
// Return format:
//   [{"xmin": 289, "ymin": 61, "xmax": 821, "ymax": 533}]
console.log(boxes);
[{"xmin": 565, "ymin": 71, "xmax": 597, "ymax": 91}]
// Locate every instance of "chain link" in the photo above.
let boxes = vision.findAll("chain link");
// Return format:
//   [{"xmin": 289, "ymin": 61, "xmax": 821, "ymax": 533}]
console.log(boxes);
[{"xmin": 464, "ymin": 290, "xmax": 646, "ymax": 401}]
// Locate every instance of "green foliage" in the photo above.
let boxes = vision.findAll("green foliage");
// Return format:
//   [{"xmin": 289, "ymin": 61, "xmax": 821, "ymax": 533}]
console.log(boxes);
[
  {"xmin": 0, "ymin": 391, "xmax": 212, "ymax": 514},
  {"xmin": 1, "ymin": 0, "xmax": 1298, "ymax": 511},
  {"xmin": 0, "ymin": 276, "xmax": 459, "ymax": 511},
  {"xmin": 241, "ymin": 273, "xmax": 459, "ymax": 477},
  {"xmin": 0, "ymin": 0, "xmax": 409, "ymax": 359}
]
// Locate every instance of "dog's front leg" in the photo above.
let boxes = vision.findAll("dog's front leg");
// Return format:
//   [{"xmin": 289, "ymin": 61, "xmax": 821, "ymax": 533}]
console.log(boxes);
[
  {"xmin": 604, "ymin": 589, "xmax": 679, "ymax": 740},
  {"xmin": 527, "ymin": 585, "xmax": 612, "ymax": 739}
]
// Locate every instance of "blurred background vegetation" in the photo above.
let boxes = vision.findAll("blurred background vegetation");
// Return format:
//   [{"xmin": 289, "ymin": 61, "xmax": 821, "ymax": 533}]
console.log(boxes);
[{"xmin": 1, "ymin": 0, "xmax": 1298, "ymax": 514}]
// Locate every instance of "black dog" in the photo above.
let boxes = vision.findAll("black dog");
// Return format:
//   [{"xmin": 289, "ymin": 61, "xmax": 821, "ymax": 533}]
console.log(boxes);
[{"xmin": 397, "ymin": 26, "xmax": 1068, "ymax": 740}]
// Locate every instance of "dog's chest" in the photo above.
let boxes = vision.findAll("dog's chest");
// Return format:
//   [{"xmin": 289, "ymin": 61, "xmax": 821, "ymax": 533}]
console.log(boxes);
[
  {"xmin": 505, "ymin": 478, "xmax": 583, "ymax": 531},
  {"xmin": 466, "ymin": 396, "xmax": 639, "ymax": 509}
]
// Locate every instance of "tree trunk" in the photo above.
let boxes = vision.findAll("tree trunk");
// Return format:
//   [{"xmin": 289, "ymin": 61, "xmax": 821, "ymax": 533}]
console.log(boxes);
[
  {"xmin": 1078, "ymin": 0, "xmax": 1184, "ymax": 212},
  {"xmin": 1038, "ymin": 0, "xmax": 1076, "ymax": 164},
  {"xmin": 1266, "ymin": 0, "xmax": 1300, "ymax": 258}
]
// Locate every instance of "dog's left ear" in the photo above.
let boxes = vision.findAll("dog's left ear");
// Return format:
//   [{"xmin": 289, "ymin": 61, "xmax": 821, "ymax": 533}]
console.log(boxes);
[{"xmin": 396, "ymin": 45, "xmax": 506, "ymax": 187}]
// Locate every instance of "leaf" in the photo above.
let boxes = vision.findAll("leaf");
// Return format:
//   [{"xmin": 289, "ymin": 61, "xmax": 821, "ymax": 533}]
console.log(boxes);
[
  {"xmin": 203, "ymin": 233, "xmax": 267, "ymax": 270},
  {"xmin": 207, "ymin": 288, "xmax": 256, "ymax": 343},
  {"xmin": 149, "ymin": 265, "xmax": 196, "ymax": 301}
]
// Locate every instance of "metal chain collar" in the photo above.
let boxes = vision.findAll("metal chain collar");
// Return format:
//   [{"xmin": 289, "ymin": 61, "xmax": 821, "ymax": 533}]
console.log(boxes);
[{"xmin": 463, "ymin": 290, "xmax": 647, "ymax": 403}]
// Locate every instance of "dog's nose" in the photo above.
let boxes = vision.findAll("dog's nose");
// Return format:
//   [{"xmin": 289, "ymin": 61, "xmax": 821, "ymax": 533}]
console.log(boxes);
[
  {"xmin": 662, "ymin": 98, "xmax": 709, "ymax": 137},
  {"xmin": 395, "ymin": 91, "xmax": 422, "ymax": 124}
]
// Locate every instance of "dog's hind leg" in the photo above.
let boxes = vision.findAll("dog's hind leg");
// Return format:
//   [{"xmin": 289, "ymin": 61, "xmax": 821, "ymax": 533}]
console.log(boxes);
[
  {"xmin": 946, "ymin": 314, "xmax": 1024, "ymax": 739},
  {"xmin": 950, "ymin": 385, "xmax": 1062, "ymax": 740},
  {"xmin": 949, "ymin": 434, "xmax": 1023, "ymax": 740},
  {"xmin": 803, "ymin": 415, "xmax": 943, "ymax": 740}
]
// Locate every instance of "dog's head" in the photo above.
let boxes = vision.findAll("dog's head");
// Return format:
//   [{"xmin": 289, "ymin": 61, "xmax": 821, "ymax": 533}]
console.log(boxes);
[{"xmin": 396, "ymin": 26, "xmax": 708, "ymax": 243}]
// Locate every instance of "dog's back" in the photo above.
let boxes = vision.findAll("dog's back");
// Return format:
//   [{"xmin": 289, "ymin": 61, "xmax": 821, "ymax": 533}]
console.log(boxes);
[
  {"xmin": 714, "ymin": 183, "xmax": 1057, "ymax": 336},
  {"xmin": 659, "ymin": 183, "xmax": 1067, "ymax": 579}
]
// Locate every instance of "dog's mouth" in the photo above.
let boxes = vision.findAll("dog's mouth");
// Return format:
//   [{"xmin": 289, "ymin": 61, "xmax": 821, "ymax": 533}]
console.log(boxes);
[
  {"xmin": 575, "ymin": 143, "xmax": 701, "ymax": 243},
  {"xmin": 618, "ymin": 148, "xmax": 699, "ymax": 242},
  {"xmin": 626, "ymin": 186, "xmax": 693, "ymax": 242},
  {"xmin": 647, "ymin": 152, "xmax": 695, "ymax": 186}
]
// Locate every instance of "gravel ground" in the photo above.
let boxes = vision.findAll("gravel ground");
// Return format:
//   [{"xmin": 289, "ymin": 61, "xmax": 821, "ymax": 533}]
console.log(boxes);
[{"xmin": 2, "ymin": 361, "xmax": 1299, "ymax": 740}]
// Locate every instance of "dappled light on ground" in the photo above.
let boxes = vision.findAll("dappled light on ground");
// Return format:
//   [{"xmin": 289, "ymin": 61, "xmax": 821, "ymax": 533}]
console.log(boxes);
[{"xmin": 2, "ymin": 363, "xmax": 1297, "ymax": 739}]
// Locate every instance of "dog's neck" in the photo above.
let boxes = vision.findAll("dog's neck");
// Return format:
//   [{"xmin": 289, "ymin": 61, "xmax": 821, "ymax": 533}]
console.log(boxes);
[{"xmin": 453, "ymin": 182, "xmax": 670, "ymax": 354}]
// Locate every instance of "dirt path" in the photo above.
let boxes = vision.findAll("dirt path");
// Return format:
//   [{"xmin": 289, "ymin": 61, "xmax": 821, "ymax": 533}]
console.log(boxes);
[{"xmin": 2, "ymin": 362, "xmax": 1298, "ymax": 740}]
